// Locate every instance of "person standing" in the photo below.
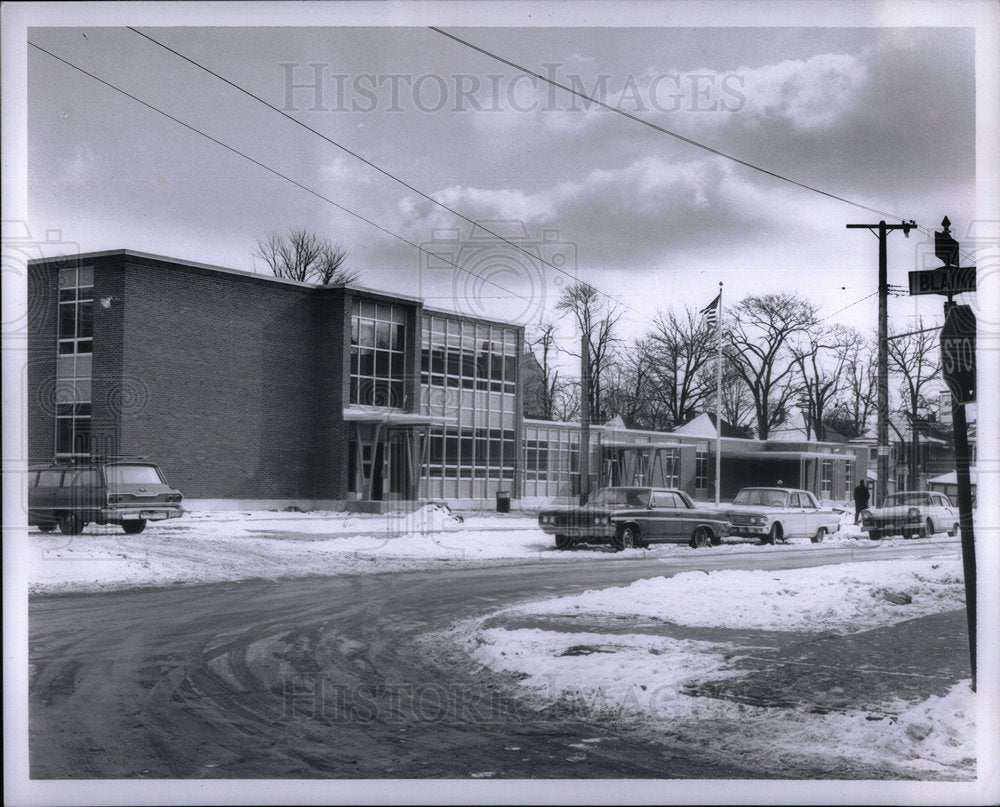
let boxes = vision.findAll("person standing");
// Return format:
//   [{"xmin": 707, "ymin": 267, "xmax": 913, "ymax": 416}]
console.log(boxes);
[{"xmin": 854, "ymin": 479, "xmax": 870, "ymax": 525}]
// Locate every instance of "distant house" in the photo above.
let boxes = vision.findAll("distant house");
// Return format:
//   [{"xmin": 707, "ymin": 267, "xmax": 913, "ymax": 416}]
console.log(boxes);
[{"xmin": 672, "ymin": 411, "xmax": 864, "ymax": 504}]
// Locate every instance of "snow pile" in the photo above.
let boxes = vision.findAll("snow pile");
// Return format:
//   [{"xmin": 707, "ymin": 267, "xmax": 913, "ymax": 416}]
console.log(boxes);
[
  {"xmin": 28, "ymin": 521, "xmax": 552, "ymax": 595},
  {"xmin": 449, "ymin": 559, "xmax": 974, "ymax": 777},
  {"xmin": 513, "ymin": 559, "xmax": 966, "ymax": 633},
  {"xmin": 465, "ymin": 627, "xmax": 741, "ymax": 719}
]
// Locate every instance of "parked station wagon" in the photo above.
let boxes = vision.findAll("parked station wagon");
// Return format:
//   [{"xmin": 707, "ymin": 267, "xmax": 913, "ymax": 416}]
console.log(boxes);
[
  {"xmin": 725, "ymin": 487, "xmax": 841, "ymax": 544},
  {"xmin": 858, "ymin": 490, "xmax": 960, "ymax": 540},
  {"xmin": 538, "ymin": 486, "xmax": 730, "ymax": 551},
  {"xmin": 28, "ymin": 458, "xmax": 184, "ymax": 535}
]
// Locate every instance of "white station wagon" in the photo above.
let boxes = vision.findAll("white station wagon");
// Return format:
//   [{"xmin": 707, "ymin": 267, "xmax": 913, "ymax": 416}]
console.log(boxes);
[
  {"xmin": 725, "ymin": 487, "xmax": 841, "ymax": 544},
  {"xmin": 859, "ymin": 490, "xmax": 960, "ymax": 540}
]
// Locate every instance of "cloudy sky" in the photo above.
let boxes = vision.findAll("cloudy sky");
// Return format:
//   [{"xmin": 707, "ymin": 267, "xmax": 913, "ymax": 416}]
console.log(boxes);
[{"xmin": 11, "ymin": 2, "xmax": 996, "ymax": 359}]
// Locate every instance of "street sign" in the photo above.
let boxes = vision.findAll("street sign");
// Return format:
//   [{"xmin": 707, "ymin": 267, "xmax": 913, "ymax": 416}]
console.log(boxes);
[
  {"xmin": 935, "ymin": 219, "xmax": 959, "ymax": 266},
  {"xmin": 908, "ymin": 266, "xmax": 976, "ymax": 296},
  {"xmin": 941, "ymin": 304, "xmax": 976, "ymax": 404}
]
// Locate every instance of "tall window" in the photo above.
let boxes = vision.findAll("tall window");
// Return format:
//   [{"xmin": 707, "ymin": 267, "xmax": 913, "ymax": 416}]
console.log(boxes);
[
  {"xmin": 56, "ymin": 402, "xmax": 91, "ymax": 456},
  {"xmin": 695, "ymin": 450, "xmax": 709, "ymax": 491},
  {"xmin": 58, "ymin": 266, "xmax": 93, "ymax": 355},
  {"xmin": 821, "ymin": 459, "xmax": 833, "ymax": 498},
  {"xmin": 55, "ymin": 266, "xmax": 93, "ymax": 456},
  {"xmin": 844, "ymin": 460, "xmax": 854, "ymax": 500},
  {"xmin": 350, "ymin": 299, "xmax": 406, "ymax": 407}
]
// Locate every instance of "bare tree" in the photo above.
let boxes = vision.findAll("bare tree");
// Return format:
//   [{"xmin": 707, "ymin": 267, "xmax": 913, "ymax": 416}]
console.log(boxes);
[
  {"xmin": 791, "ymin": 324, "xmax": 861, "ymax": 441},
  {"xmin": 555, "ymin": 283, "xmax": 624, "ymax": 424},
  {"xmin": 642, "ymin": 307, "xmax": 717, "ymax": 428},
  {"xmin": 601, "ymin": 344, "xmax": 659, "ymax": 428},
  {"xmin": 717, "ymin": 361, "xmax": 755, "ymax": 433},
  {"xmin": 825, "ymin": 335, "xmax": 877, "ymax": 439},
  {"xmin": 725, "ymin": 293, "xmax": 817, "ymax": 439},
  {"xmin": 550, "ymin": 379, "xmax": 581, "ymax": 422},
  {"xmin": 255, "ymin": 228, "xmax": 358, "ymax": 285},
  {"xmin": 887, "ymin": 319, "xmax": 942, "ymax": 488},
  {"xmin": 524, "ymin": 323, "xmax": 563, "ymax": 420}
]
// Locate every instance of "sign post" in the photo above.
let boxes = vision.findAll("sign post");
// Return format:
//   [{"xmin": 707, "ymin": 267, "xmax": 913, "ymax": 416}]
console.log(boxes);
[{"xmin": 909, "ymin": 217, "xmax": 977, "ymax": 689}]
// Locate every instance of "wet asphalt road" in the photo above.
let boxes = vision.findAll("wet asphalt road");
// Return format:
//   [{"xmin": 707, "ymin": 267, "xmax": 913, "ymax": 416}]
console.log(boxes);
[{"xmin": 28, "ymin": 542, "xmax": 959, "ymax": 779}]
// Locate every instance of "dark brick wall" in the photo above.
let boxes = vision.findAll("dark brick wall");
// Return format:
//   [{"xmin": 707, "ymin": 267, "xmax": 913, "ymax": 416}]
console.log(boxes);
[
  {"xmin": 118, "ymin": 255, "xmax": 318, "ymax": 498},
  {"xmin": 26, "ymin": 261, "xmax": 58, "ymax": 463},
  {"xmin": 90, "ymin": 257, "xmax": 126, "ymax": 459},
  {"xmin": 313, "ymin": 286, "xmax": 349, "ymax": 499}
]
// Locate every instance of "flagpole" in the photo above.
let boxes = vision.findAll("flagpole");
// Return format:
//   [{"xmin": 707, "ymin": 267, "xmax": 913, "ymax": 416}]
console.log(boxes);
[{"xmin": 715, "ymin": 281, "xmax": 723, "ymax": 506}]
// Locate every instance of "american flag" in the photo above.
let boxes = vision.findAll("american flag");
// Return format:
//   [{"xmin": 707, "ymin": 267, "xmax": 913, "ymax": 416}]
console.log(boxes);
[{"xmin": 700, "ymin": 292, "xmax": 721, "ymax": 326}]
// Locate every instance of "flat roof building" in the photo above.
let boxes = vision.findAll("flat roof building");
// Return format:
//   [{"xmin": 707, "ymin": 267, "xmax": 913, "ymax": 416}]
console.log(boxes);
[{"xmin": 27, "ymin": 250, "xmax": 866, "ymax": 510}]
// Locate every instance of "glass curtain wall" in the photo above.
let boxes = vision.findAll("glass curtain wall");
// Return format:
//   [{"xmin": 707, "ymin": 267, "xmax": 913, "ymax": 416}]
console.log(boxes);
[{"xmin": 419, "ymin": 313, "xmax": 518, "ymax": 499}]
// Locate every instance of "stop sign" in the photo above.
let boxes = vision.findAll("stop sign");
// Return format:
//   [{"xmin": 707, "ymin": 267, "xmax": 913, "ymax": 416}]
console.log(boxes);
[{"xmin": 941, "ymin": 304, "xmax": 976, "ymax": 404}]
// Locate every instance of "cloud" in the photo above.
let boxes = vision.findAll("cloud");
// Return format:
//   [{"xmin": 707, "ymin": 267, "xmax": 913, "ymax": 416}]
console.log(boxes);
[{"xmin": 735, "ymin": 52, "xmax": 870, "ymax": 130}]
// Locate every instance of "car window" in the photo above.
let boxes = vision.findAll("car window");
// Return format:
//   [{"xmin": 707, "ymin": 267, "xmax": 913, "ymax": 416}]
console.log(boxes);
[
  {"xmin": 734, "ymin": 489, "xmax": 786, "ymax": 507},
  {"xmin": 63, "ymin": 468, "xmax": 99, "ymax": 486},
  {"xmin": 652, "ymin": 492, "xmax": 680, "ymax": 508},
  {"xmin": 800, "ymin": 492, "xmax": 817, "ymax": 509},
  {"xmin": 104, "ymin": 465, "xmax": 163, "ymax": 485},
  {"xmin": 886, "ymin": 492, "xmax": 931, "ymax": 507},
  {"xmin": 789, "ymin": 493, "xmax": 802, "ymax": 507},
  {"xmin": 37, "ymin": 469, "xmax": 64, "ymax": 487}
]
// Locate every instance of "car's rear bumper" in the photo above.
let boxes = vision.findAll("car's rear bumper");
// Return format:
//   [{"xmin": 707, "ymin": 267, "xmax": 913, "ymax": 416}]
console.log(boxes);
[{"xmin": 101, "ymin": 507, "xmax": 184, "ymax": 523}]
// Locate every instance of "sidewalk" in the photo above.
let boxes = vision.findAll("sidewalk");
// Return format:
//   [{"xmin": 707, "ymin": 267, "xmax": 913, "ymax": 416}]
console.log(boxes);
[{"xmin": 681, "ymin": 609, "xmax": 972, "ymax": 715}]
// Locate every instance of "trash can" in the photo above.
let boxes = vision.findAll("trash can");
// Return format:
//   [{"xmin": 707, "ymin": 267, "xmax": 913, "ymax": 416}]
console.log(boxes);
[{"xmin": 496, "ymin": 490, "xmax": 510, "ymax": 513}]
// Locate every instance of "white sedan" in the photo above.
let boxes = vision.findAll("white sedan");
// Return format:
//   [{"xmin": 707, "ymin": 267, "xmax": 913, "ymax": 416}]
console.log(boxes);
[{"xmin": 725, "ymin": 487, "xmax": 842, "ymax": 544}]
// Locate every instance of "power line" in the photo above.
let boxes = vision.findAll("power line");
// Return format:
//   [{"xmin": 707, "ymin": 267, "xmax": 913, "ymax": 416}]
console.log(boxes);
[
  {"xmin": 429, "ymin": 27, "xmax": 911, "ymax": 223},
  {"xmin": 28, "ymin": 40, "xmax": 538, "ymax": 311},
  {"xmin": 817, "ymin": 290, "xmax": 878, "ymax": 323},
  {"xmin": 125, "ymin": 26, "xmax": 627, "ymax": 315}
]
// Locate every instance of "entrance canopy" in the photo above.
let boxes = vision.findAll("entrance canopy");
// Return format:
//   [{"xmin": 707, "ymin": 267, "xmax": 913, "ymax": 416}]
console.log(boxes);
[
  {"xmin": 342, "ymin": 406, "xmax": 448, "ymax": 425},
  {"xmin": 734, "ymin": 450, "xmax": 846, "ymax": 460}
]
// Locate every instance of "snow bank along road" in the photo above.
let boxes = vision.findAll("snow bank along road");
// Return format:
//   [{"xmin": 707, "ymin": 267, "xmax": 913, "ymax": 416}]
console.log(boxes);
[{"xmin": 28, "ymin": 541, "xmax": 968, "ymax": 780}]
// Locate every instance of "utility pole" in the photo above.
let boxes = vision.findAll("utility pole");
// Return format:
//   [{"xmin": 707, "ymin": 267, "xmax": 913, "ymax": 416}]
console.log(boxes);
[
  {"xmin": 846, "ymin": 219, "xmax": 915, "ymax": 506},
  {"xmin": 579, "ymin": 331, "xmax": 591, "ymax": 505}
]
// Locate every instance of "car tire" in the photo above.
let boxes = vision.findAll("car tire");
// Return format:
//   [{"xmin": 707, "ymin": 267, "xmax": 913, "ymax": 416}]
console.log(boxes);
[
  {"xmin": 554, "ymin": 534, "xmax": 574, "ymax": 550},
  {"xmin": 619, "ymin": 525, "xmax": 640, "ymax": 551},
  {"xmin": 690, "ymin": 526, "xmax": 712, "ymax": 549},
  {"xmin": 36, "ymin": 522, "xmax": 56, "ymax": 533},
  {"xmin": 710, "ymin": 531, "xmax": 722, "ymax": 546},
  {"xmin": 948, "ymin": 523, "xmax": 959, "ymax": 537},
  {"xmin": 765, "ymin": 524, "xmax": 782, "ymax": 545},
  {"xmin": 811, "ymin": 527, "xmax": 826, "ymax": 544},
  {"xmin": 869, "ymin": 529, "xmax": 882, "ymax": 540},
  {"xmin": 122, "ymin": 519, "xmax": 147, "ymax": 535},
  {"xmin": 919, "ymin": 518, "xmax": 933, "ymax": 539},
  {"xmin": 58, "ymin": 512, "xmax": 83, "ymax": 535}
]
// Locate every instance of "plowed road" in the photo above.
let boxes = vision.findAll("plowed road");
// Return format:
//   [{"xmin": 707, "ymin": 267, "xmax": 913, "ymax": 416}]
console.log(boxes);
[{"xmin": 29, "ymin": 542, "xmax": 957, "ymax": 779}]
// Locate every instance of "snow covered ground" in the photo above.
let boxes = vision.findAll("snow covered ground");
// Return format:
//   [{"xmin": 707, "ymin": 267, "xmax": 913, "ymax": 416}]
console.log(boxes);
[
  {"xmin": 27, "ymin": 503, "xmax": 960, "ymax": 595},
  {"xmin": 443, "ymin": 558, "xmax": 976, "ymax": 779},
  {"xmin": 24, "ymin": 504, "xmax": 982, "ymax": 780}
]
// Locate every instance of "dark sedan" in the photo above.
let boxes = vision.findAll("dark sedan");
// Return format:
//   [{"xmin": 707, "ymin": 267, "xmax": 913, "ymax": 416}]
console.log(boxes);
[{"xmin": 538, "ymin": 486, "xmax": 730, "ymax": 551}]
